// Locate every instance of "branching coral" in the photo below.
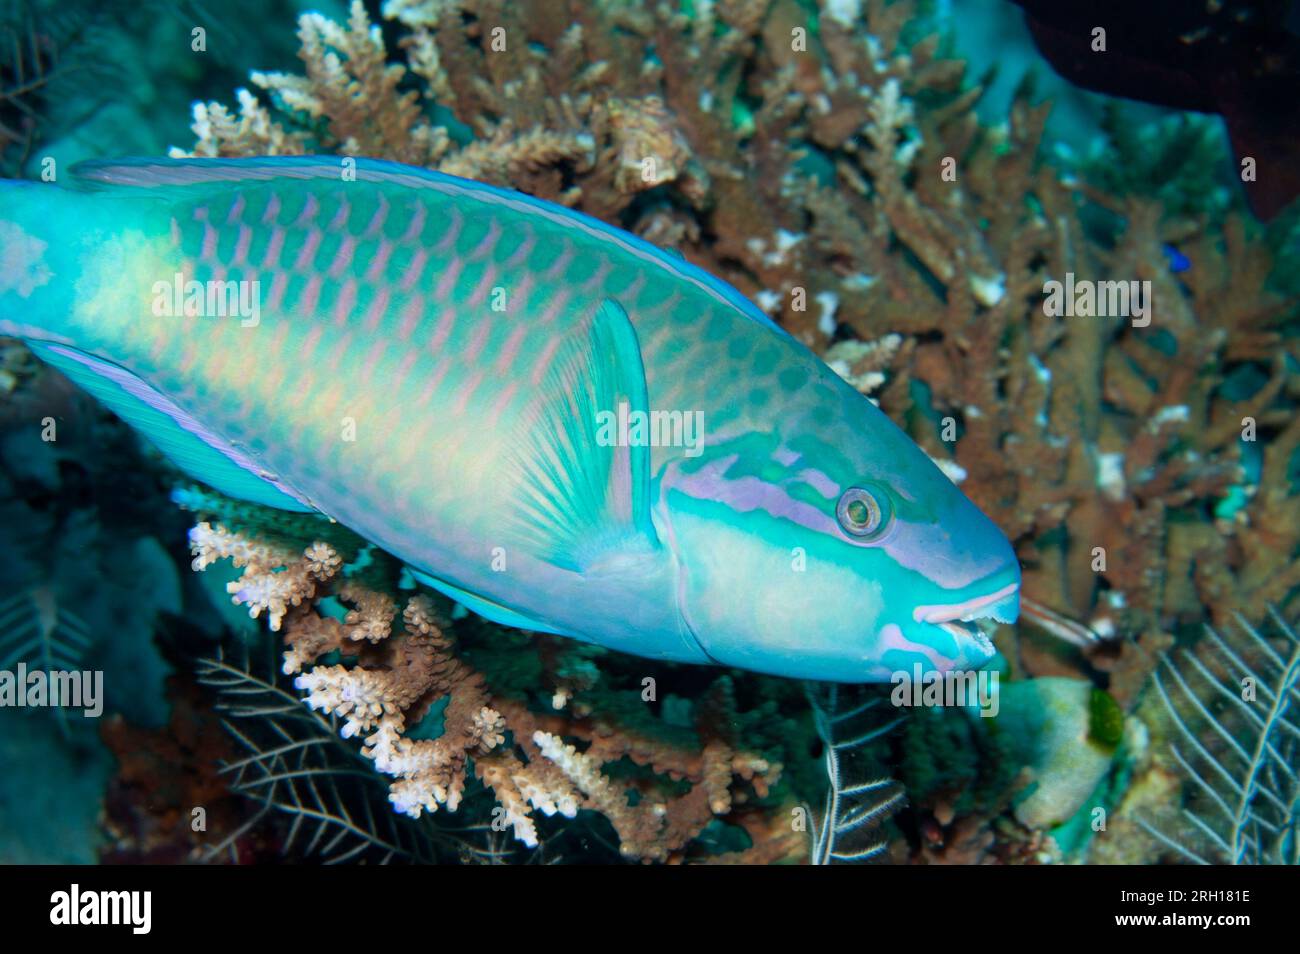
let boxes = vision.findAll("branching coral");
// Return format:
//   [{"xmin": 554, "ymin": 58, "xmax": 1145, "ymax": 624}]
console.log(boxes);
[{"xmin": 183, "ymin": 506, "xmax": 786, "ymax": 862}]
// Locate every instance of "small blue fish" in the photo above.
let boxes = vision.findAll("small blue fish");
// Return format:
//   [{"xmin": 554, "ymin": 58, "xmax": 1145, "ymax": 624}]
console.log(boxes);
[{"xmin": 1163, "ymin": 244, "xmax": 1191, "ymax": 273}]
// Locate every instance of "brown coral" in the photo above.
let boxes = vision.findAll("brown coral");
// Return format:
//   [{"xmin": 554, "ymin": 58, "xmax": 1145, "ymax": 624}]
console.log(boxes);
[{"xmin": 188, "ymin": 520, "xmax": 782, "ymax": 861}]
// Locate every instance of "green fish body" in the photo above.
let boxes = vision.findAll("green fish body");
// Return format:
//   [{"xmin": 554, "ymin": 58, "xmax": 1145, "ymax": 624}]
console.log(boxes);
[{"xmin": 0, "ymin": 157, "xmax": 1019, "ymax": 681}]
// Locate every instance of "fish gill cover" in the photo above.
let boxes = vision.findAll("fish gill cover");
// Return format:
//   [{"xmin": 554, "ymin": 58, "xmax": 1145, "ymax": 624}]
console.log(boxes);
[{"xmin": 0, "ymin": 0, "xmax": 1295, "ymax": 869}]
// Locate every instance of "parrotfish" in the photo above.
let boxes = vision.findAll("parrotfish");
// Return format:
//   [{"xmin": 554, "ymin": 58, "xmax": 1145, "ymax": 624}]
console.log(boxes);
[{"xmin": 0, "ymin": 157, "xmax": 1019, "ymax": 682}]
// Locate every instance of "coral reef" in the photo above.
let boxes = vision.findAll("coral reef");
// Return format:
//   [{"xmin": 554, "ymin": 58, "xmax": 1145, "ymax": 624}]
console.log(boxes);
[
  {"xmin": 161, "ymin": 0, "xmax": 1298, "ymax": 862},
  {"xmin": 180, "ymin": 495, "xmax": 791, "ymax": 862},
  {"xmin": 99, "ymin": 676, "xmax": 263, "ymax": 864},
  {"xmin": 0, "ymin": 0, "xmax": 1291, "ymax": 864},
  {"xmin": 176, "ymin": 0, "xmax": 1297, "ymax": 673}
]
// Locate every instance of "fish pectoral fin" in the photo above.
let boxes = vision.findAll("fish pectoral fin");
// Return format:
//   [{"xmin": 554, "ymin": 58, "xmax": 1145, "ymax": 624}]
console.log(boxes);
[
  {"xmin": 407, "ymin": 568, "xmax": 566, "ymax": 635},
  {"xmin": 506, "ymin": 297, "xmax": 662, "ymax": 572},
  {"xmin": 26, "ymin": 342, "xmax": 314, "ymax": 512}
]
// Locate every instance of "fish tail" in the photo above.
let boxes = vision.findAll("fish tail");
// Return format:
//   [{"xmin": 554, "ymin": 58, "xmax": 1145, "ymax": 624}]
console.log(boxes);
[{"xmin": 0, "ymin": 177, "xmax": 82, "ymax": 343}]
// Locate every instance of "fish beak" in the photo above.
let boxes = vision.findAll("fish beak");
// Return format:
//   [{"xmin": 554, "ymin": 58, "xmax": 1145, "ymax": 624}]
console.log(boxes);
[
  {"xmin": 915, "ymin": 577, "xmax": 1020, "ymax": 669},
  {"xmin": 913, "ymin": 580, "xmax": 1021, "ymax": 628}
]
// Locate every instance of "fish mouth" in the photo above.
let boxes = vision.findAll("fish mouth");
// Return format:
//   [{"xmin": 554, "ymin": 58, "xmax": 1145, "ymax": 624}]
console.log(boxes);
[
  {"xmin": 914, "ymin": 581, "xmax": 1020, "ymax": 662},
  {"xmin": 914, "ymin": 581, "xmax": 1020, "ymax": 626}
]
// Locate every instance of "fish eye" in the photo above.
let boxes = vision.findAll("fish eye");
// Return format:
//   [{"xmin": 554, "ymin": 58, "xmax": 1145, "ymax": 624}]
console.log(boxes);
[{"xmin": 836, "ymin": 485, "xmax": 891, "ymax": 539}]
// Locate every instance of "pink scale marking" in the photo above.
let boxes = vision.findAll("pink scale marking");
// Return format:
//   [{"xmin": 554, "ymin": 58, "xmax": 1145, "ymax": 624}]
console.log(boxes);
[
  {"xmin": 363, "ymin": 286, "xmax": 391, "ymax": 333},
  {"xmin": 363, "ymin": 195, "xmax": 389, "ymax": 238},
  {"xmin": 293, "ymin": 194, "xmax": 319, "ymax": 227},
  {"xmin": 266, "ymin": 271, "xmax": 289, "ymax": 313},
  {"xmin": 364, "ymin": 240, "xmax": 394, "ymax": 283},
  {"xmin": 399, "ymin": 202, "xmax": 427, "ymax": 243},
  {"xmin": 467, "ymin": 219, "xmax": 501, "ymax": 261},
  {"xmin": 200, "ymin": 221, "xmax": 217, "ymax": 263},
  {"xmin": 529, "ymin": 336, "xmax": 561, "ymax": 386},
  {"xmin": 580, "ymin": 260, "xmax": 613, "ymax": 294},
  {"xmin": 488, "ymin": 380, "xmax": 519, "ymax": 423},
  {"xmin": 542, "ymin": 244, "xmax": 574, "ymax": 281},
  {"xmin": 399, "ymin": 248, "xmax": 428, "ymax": 292},
  {"xmin": 495, "ymin": 324, "xmax": 528, "ymax": 374},
  {"xmin": 417, "ymin": 356, "xmax": 452, "ymax": 407},
  {"xmin": 323, "ymin": 330, "xmax": 353, "ymax": 375},
  {"xmin": 397, "ymin": 294, "xmax": 425, "ymax": 341},
  {"xmin": 462, "ymin": 318, "xmax": 492, "ymax": 364},
  {"xmin": 300, "ymin": 274, "xmax": 323, "ymax": 316},
  {"xmin": 432, "ymin": 207, "xmax": 463, "ymax": 254},
  {"xmin": 434, "ymin": 258, "xmax": 463, "ymax": 300},
  {"xmin": 149, "ymin": 331, "xmax": 172, "ymax": 365},
  {"xmin": 233, "ymin": 224, "xmax": 252, "ymax": 265},
  {"xmin": 268, "ymin": 321, "xmax": 290, "ymax": 360},
  {"xmin": 508, "ymin": 273, "xmax": 535, "ymax": 315},
  {"xmin": 298, "ymin": 323, "xmax": 325, "ymax": 364},
  {"xmin": 261, "ymin": 228, "xmax": 285, "ymax": 270},
  {"xmin": 294, "ymin": 229, "xmax": 322, "ymax": 271},
  {"xmin": 360, "ymin": 336, "xmax": 388, "ymax": 380},
  {"xmin": 427, "ymin": 306, "xmax": 456, "ymax": 354},
  {"xmin": 621, "ymin": 271, "xmax": 647, "ymax": 303},
  {"xmin": 466, "ymin": 265, "xmax": 498, "ymax": 309},
  {"xmin": 287, "ymin": 369, "xmax": 316, "ymax": 410},
  {"xmin": 328, "ymin": 235, "xmax": 357, "ymax": 280},
  {"xmin": 393, "ymin": 348, "xmax": 420, "ymax": 392},
  {"xmin": 328, "ymin": 197, "xmax": 351, "ymax": 231},
  {"xmin": 261, "ymin": 193, "xmax": 281, "ymax": 225},
  {"xmin": 334, "ymin": 278, "xmax": 358, "ymax": 327},
  {"xmin": 538, "ymin": 290, "xmax": 572, "ymax": 326},
  {"xmin": 452, "ymin": 369, "xmax": 485, "ymax": 415},
  {"xmin": 205, "ymin": 339, "xmax": 231, "ymax": 382},
  {"xmin": 504, "ymin": 231, "xmax": 537, "ymax": 269}
]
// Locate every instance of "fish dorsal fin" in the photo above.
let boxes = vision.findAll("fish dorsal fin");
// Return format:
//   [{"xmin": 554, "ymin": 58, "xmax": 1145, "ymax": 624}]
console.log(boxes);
[
  {"xmin": 27, "ymin": 343, "xmax": 313, "ymax": 512},
  {"xmin": 508, "ymin": 298, "xmax": 661, "ymax": 572}
]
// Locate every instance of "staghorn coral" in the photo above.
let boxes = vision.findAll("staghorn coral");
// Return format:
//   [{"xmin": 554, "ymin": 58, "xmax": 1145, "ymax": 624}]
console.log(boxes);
[{"xmin": 189, "ymin": 522, "xmax": 340, "ymax": 632}]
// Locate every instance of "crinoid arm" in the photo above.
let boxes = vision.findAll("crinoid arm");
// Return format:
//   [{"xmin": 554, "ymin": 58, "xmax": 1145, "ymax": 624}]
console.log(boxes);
[
  {"xmin": 804, "ymin": 682, "xmax": 905, "ymax": 865},
  {"xmin": 1139, "ymin": 608, "xmax": 1300, "ymax": 865}
]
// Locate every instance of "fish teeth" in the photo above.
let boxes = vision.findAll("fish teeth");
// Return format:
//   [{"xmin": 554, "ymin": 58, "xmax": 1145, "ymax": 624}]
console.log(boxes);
[{"xmin": 938, "ymin": 616, "xmax": 999, "ymax": 658}]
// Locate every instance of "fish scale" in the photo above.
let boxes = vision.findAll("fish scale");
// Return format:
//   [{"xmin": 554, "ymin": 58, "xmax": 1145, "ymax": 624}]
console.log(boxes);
[
  {"xmin": 0, "ymin": 156, "xmax": 1020, "ymax": 682},
  {"xmin": 152, "ymin": 177, "xmax": 752, "ymax": 538}
]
